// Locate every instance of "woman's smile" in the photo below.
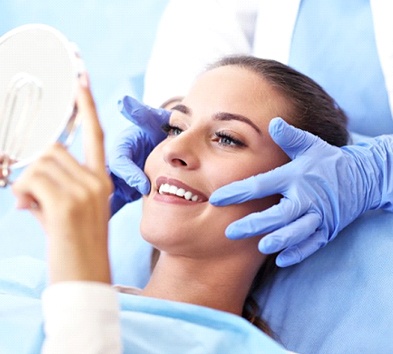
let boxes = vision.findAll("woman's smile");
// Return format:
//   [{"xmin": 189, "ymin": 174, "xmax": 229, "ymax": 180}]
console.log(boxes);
[{"xmin": 154, "ymin": 176, "xmax": 209, "ymax": 204}]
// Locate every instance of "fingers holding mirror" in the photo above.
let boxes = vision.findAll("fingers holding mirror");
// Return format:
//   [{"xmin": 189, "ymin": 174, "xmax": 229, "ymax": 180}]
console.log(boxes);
[
  {"xmin": 12, "ymin": 78, "xmax": 113, "ymax": 217},
  {"xmin": 12, "ymin": 79, "xmax": 113, "ymax": 284},
  {"xmin": 0, "ymin": 24, "xmax": 113, "ymax": 283}
]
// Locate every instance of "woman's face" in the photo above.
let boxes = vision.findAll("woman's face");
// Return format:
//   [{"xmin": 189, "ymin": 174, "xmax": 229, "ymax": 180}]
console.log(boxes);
[{"xmin": 141, "ymin": 65, "xmax": 290, "ymax": 259}]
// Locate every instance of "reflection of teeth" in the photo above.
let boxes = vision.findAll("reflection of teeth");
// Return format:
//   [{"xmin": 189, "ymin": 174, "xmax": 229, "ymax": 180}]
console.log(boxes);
[{"xmin": 158, "ymin": 183, "xmax": 199, "ymax": 202}]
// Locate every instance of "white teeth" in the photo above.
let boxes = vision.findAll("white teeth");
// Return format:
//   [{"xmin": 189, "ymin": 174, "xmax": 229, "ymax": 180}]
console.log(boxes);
[
  {"xmin": 159, "ymin": 184, "xmax": 170, "ymax": 194},
  {"xmin": 158, "ymin": 183, "xmax": 199, "ymax": 202},
  {"xmin": 176, "ymin": 188, "xmax": 185, "ymax": 197},
  {"xmin": 169, "ymin": 185, "xmax": 178, "ymax": 194}
]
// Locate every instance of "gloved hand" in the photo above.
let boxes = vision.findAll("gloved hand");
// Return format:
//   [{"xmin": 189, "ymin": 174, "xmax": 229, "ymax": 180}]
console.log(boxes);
[
  {"xmin": 108, "ymin": 96, "xmax": 171, "ymax": 215},
  {"xmin": 210, "ymin": 117, "xmax": 393, "ymax": 267}
]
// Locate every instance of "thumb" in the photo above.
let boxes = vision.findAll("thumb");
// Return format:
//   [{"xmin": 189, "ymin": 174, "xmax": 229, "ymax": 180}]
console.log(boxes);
[
  {"xmin": 269, "ymin": 117, "xmax": 321, "ymax": 159},
  {"xmin": 109, "ymin": 153, "xmax": 150, "ymax": 194},
  {"xmin": 118, "ymin": 96, "xmax": 170, "ymax": 133}
]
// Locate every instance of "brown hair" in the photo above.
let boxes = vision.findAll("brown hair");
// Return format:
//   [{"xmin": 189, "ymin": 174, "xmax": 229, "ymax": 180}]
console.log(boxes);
[{"xmin": 208, "ymin": 55, "xmax": 349, "ymax": 335}]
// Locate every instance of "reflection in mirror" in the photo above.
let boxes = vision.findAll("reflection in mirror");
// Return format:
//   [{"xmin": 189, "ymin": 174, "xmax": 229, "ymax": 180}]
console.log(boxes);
[
  {"xmin": 0, "ymin": 24, "xmax": 82, "ymax": 187},
  {"xmin": 0, "ymin": 155, "xmax": 11, "ymax": 187},
  {"xmin": 0, "ymin": 73, "xmax": 42, "ymax": 186}
]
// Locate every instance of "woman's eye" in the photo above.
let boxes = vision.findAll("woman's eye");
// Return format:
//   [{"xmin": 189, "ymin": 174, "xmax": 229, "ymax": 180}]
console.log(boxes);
[
  {"xmin": 161, "ymin": 123, "xmax": 183, "ymax": 136},
  {"xmin": 214, "ymin": 132, "xmax": 246, "ymax": 147}
]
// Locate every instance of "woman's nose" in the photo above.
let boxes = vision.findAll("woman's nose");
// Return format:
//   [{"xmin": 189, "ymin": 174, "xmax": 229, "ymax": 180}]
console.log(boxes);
[{"xmin": 162, "ymin": 132, "xmax": 199, "ymax": 169}]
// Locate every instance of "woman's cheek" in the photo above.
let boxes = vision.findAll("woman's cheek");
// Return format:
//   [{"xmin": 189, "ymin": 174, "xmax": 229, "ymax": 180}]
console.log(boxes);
[
  {"xmin": 143, "ymin": 152, "xmax": 156, "ymax": 185},
  {"xmin": 238, "ymin": 194, "xmax": 281, "ymax": 217}
]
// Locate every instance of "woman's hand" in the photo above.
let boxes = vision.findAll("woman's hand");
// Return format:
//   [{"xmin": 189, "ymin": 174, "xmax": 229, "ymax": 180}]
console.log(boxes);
[{"xmin": 12, "ymin": 75, "xmax": 113, "ymax": 284}]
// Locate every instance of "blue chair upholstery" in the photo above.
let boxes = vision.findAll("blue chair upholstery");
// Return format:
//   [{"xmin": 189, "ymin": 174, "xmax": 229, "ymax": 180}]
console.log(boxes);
[{"xmin": 259, "ymin": 210, "xmax": 393, "ymax": 353}]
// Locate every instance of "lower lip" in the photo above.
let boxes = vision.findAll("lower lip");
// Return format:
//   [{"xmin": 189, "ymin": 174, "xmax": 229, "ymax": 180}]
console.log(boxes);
[{"xmin": 153, "ymin": 192, "xmax": 203, "ymax": 205}]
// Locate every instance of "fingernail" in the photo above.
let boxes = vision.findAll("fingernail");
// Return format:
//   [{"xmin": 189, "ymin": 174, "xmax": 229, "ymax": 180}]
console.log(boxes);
[{"xmin": 79, "ymin": 72, "xmax": 90, "ymax": 88}]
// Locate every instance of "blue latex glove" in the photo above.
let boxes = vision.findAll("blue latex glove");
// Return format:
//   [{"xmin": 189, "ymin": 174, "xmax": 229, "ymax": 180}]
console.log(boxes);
[
  {"xmin": 210, "ymin": 118, "xmax": 393, "ymax": 267},
  {"xmin": 108, "ymin": 96, "xmax": 170, "ymax": 215}
]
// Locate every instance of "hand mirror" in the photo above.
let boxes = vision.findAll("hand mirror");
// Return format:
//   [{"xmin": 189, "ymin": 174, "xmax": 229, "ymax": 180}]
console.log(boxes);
[{"xmin": 0, "ymin": 24, "xmax": 83, "ymax": 187}]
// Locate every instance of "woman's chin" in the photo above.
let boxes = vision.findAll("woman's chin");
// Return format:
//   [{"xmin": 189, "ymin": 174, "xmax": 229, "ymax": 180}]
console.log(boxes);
[{"xmin": 140, "ymin": 219, "xmax": 185, "ymax": 250}]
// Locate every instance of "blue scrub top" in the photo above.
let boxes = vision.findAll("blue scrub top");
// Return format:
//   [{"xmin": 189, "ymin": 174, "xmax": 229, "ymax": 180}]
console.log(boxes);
[{"xmin": 289, "ymin": 0, "xmax": 393, "ymax": 137}]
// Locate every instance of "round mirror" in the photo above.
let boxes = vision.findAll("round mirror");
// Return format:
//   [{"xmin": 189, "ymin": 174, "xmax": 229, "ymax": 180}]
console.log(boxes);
[{"xmin": 0, "ymin": 24, "xmax": 82, "ymax": 187}]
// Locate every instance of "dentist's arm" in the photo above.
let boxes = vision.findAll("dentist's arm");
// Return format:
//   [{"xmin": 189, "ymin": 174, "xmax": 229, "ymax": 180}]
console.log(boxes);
[{"xmin": 210, "ymin": 118, "xmax": 393, "ymax": 267}]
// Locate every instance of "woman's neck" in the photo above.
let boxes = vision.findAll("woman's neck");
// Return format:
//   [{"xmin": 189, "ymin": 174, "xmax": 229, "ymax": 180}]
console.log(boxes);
[{"xmin": 140, "ymin": 251, "xmax": 263, "ymax": 316}]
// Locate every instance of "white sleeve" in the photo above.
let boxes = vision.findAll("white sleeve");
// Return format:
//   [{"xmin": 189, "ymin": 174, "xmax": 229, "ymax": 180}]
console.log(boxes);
[
  {"xmin": 143, "ymin": 0, "xmax": 258, "ymax": 107},
  {"xmin": 41, "ymin": 282, "xmax": 122, "ymax": 354}
]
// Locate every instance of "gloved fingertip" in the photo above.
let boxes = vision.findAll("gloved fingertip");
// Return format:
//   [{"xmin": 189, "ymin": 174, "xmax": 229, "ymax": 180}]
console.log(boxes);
[
  {"xmin": 129, "ymin": 176, "xmax": 151, "ymax": 195},
  {"xmin": 269, "ymin": 117, "xmax": 300, "ymax": 148},
  {"xmin": 258, "ymin": 236, "xmax": 283, "ymax": 254},
  {"xmin": 270, "ymin": 117, "xmax": 308, "ymax": 157},
  {"xmin": 225, "ymin": 224, "xmax": 244, "ymax": 240},
  {"xmin": 275, "ymin": 250, "xmax": 300, "ymax": 268},
  {"xmin": 158, "ymin": 108, "xmax": 171, "ymax": 118},
  {"xmin": 118, "ymin": 97, "xmax": 130, "ymax": 118},
  {"xmin": 118, "ymin": 95, "xmax": 145, "ymax": 121},
  {"xmin": 209, "ymin": 194, "xmax": 221, "ymax": 205},
  {"xmin": 118, "ymin": 95, "xmax": 128, "ymax": 109},
  {"xmin": 269, "ymin": 116, "xmax": 320, "ymax": 159},
  {"xmin": 137, "ymin": 181, "xmax": 151, "ymax": 195},
  {"xmin": 121, "ymin": 95, "xmax": 136, "ymax": 108},
  {"xmin": 209, "ymin": 191, "xmax": 230, "ymax": 206},
  {"xmin": 268, "ymin": 117, "xmax": 286, "ymax": 137},
  {"xmin": 209, "ymin": 185, "xmax": 248, "ymax": 206}
]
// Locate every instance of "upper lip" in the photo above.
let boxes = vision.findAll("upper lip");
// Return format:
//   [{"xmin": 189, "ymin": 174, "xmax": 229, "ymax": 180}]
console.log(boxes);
[{"xmin": 155, "ymin": 176, "xmax": 209, "ymax": 202}]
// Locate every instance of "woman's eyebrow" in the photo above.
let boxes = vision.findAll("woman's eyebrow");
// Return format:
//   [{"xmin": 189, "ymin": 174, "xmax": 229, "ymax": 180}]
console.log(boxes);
[
  {"xmin": 171, "ymin": 104, "xmax": 262, "ymax": 135},
  {"xmin": 214, "ymin": 112, "xmax": 262, "ymax": 135},
  {"xmin": 171, "ymin": 104, "xmax": 190, "ymax": 115}
]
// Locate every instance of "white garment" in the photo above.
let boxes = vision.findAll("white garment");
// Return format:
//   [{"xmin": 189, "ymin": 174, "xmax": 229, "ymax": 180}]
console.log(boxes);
[
  {"xmin": 143, "ymin": 0, "xmax": 393, "ymax": 121},
  {"xmin": 41, "ymin": 282, "xmax": 296, "ymax": 353},
  {"xmin": 41, "ymin": 282, "xmax": 122, "ymax": 354}
]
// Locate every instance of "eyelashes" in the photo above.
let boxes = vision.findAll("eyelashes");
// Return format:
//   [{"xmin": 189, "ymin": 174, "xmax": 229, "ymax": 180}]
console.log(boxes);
[
  {"xmin": 161, "ymin": 122, "xmax": 182, "ymax": 136},
  {"xmin": 161, "ymin": 123, "xmax": 247, "ymax": 148},
  {"xmin": 213, "ymin": 132, "xmax": 246, "ymax": 147}
]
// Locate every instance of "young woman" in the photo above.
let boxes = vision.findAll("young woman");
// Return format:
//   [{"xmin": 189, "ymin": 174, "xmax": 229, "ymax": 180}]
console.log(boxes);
[{"xmin": 12, "ymin": 56, "xmax": 348, "ymax": 353}]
